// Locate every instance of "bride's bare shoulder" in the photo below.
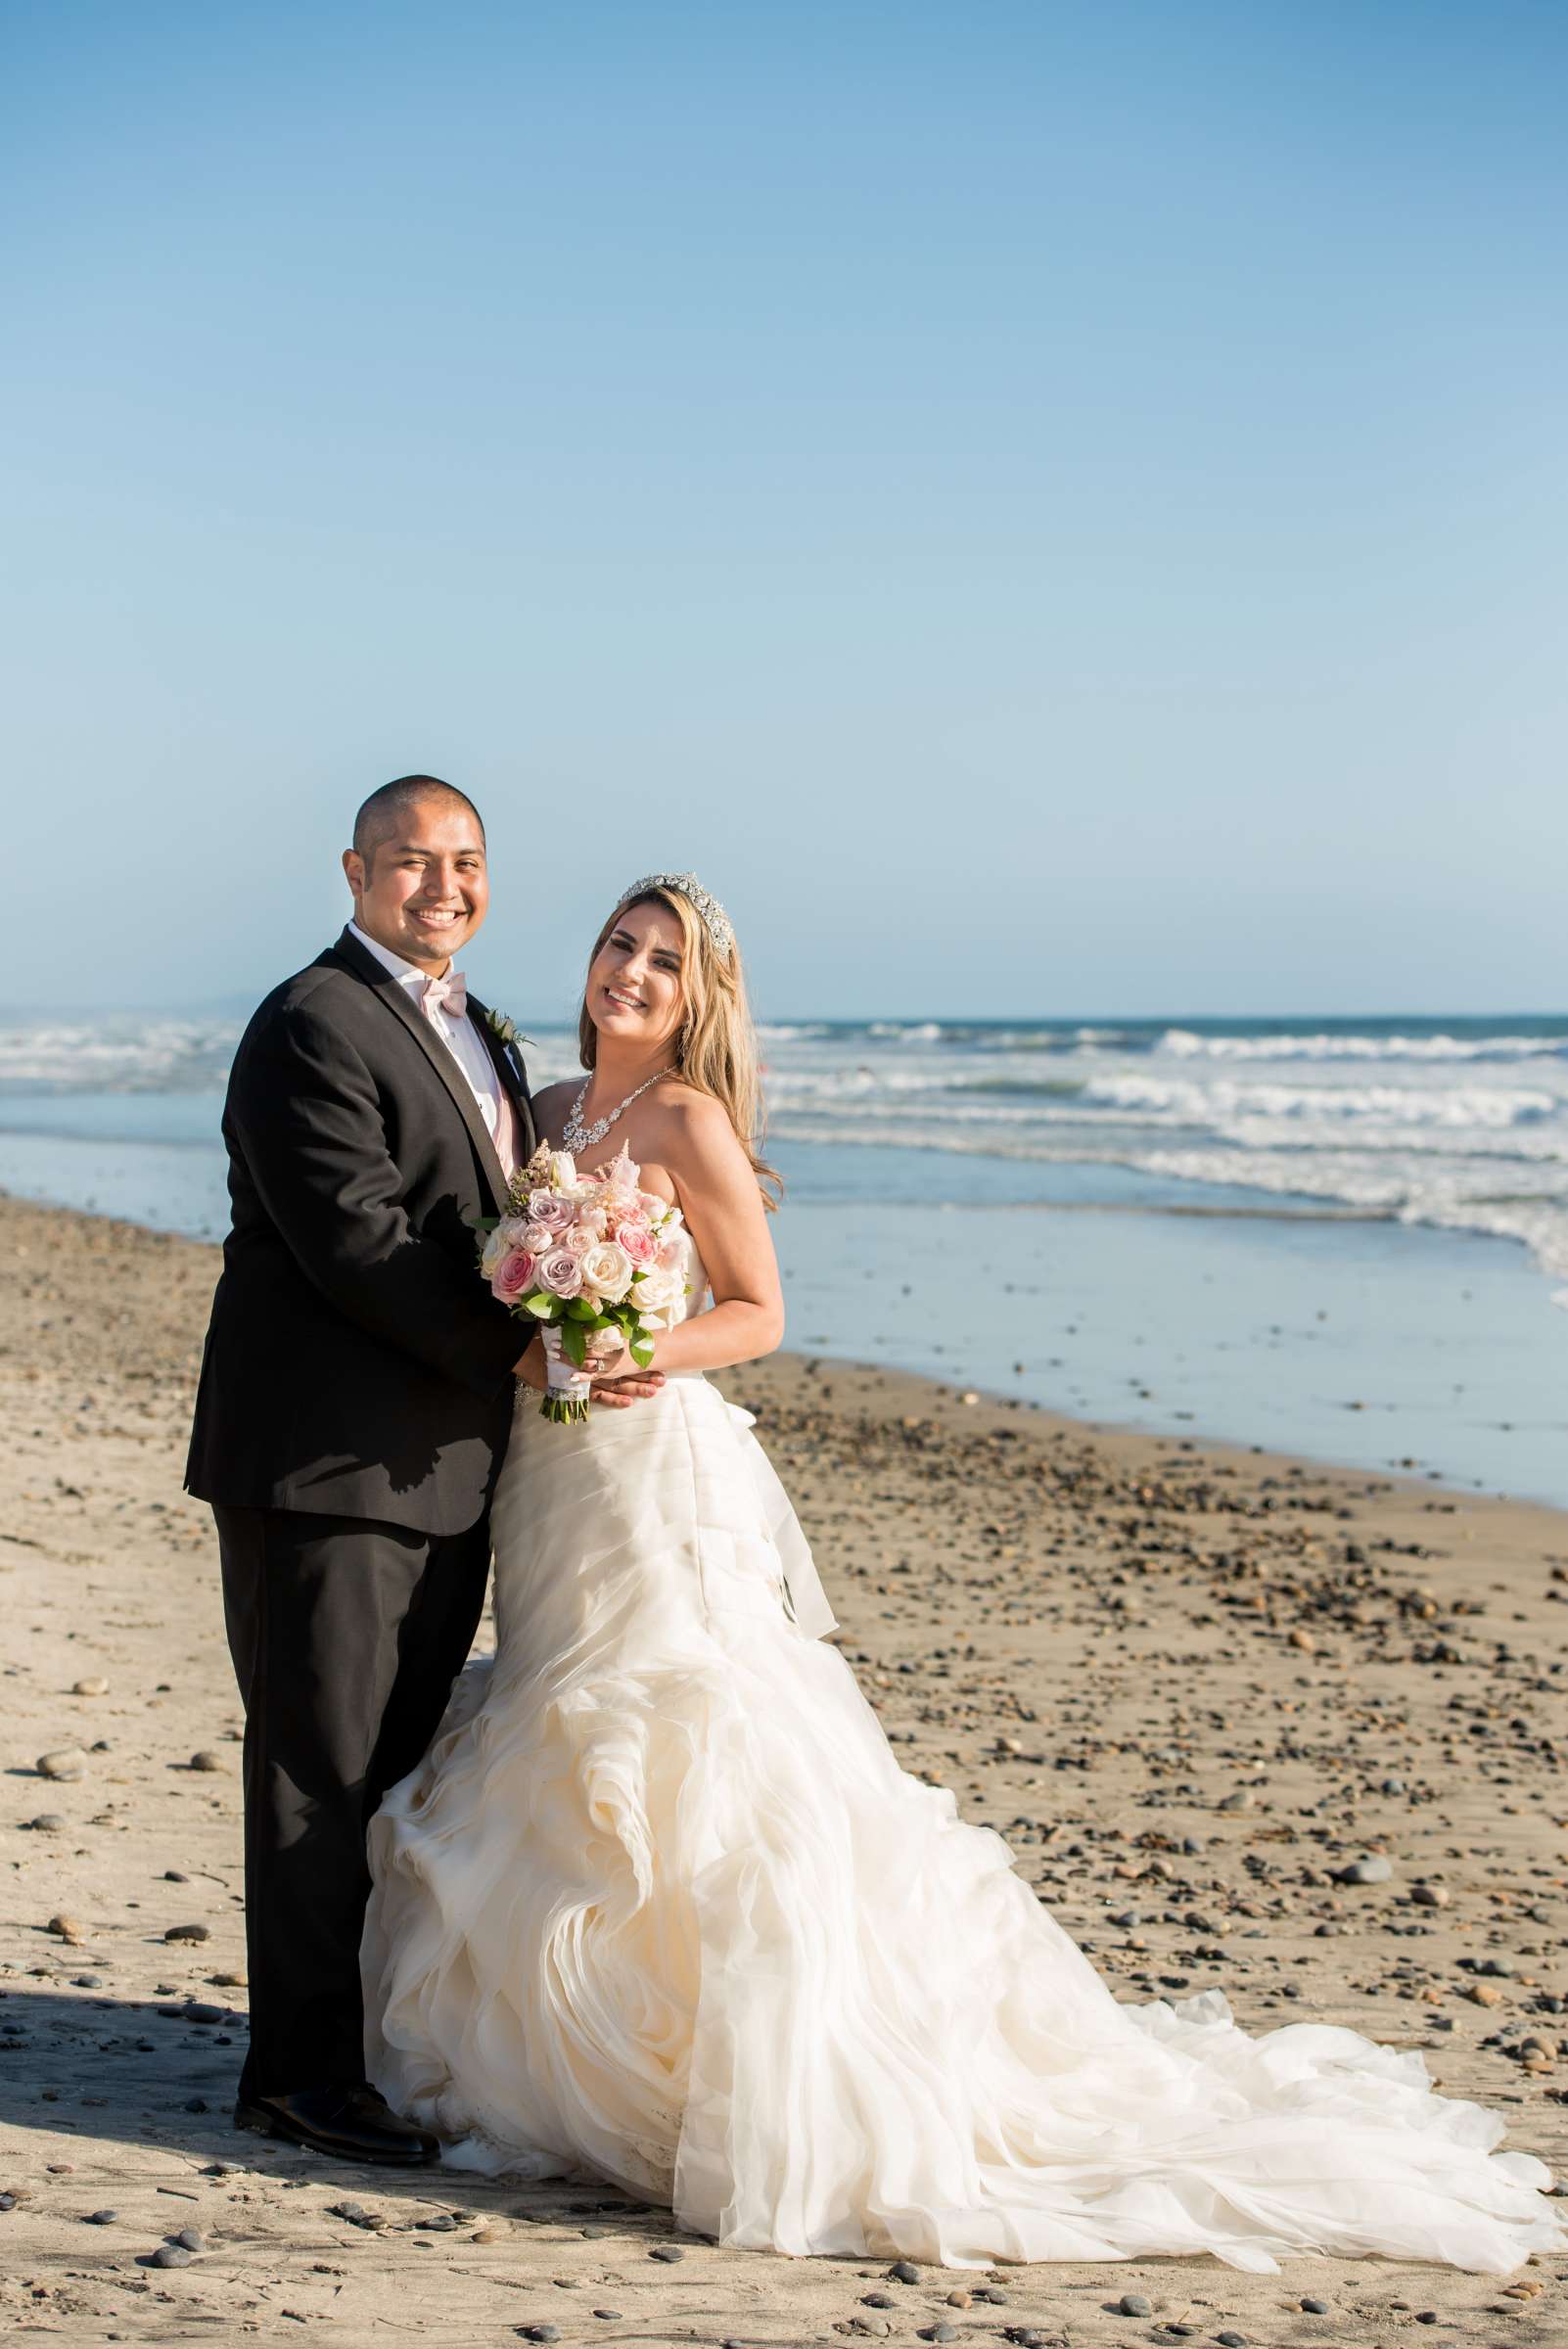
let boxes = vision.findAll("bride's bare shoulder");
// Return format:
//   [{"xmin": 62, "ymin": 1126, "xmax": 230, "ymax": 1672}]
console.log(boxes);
[
  {"xmin": 648, "ymin": 1083, "xmax": 748, "ymax": 1173},
  {"xmin": 529, "ymin": 1078, "xmax": 578, "ymax": 1134}
]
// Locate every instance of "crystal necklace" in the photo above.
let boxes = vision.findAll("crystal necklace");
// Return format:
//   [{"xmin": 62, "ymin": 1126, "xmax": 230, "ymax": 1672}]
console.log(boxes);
[{"xmin": 562, "ymin": 1068, "xmax": 672, "ymax": 1155}]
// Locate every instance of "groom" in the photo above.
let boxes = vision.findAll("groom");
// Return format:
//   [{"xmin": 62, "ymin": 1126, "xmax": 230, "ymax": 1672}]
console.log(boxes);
[{"xmin": 186, "ymin": 775, "xmax": 662, "ymax": 2164}]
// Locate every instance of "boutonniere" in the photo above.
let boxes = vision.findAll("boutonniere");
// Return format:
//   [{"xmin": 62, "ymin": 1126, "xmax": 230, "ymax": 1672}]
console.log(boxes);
[{"xmin": 484, "ymin": 1005, "xmax": 530, "ymax": 1052}]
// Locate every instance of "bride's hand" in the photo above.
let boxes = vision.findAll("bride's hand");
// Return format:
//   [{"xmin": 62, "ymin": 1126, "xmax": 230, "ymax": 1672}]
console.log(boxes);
[
  {"xmin": 516, "ymin": 1331, "xmax": 660, "ymax": 1407},
  {"xmin": 584, "ymin": 1328, "xmax": 662, "ymax": 1404},
  {"xmin": 590, "ymin": 1361, "xmax": 663, "ymax": 1406},
  {"xmin": 585, "ymin": 1335, "xmax": 634, "ymax": 1381}
]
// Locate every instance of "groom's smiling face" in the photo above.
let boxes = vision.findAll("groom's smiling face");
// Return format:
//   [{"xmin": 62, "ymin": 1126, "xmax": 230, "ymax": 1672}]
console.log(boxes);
[{"xmin": 343, "ymin": 796, "xmax": 489, "ymax": 974}]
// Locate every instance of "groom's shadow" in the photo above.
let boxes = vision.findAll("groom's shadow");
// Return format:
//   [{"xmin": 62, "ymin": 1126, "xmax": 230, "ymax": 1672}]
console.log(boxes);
[{"xmin": 0, "ymin": 1984, "xmax": 667, "ymax": 2236}]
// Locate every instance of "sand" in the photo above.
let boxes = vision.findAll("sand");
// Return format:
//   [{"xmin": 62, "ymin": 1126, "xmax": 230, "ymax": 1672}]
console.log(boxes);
[{"xmin": 1, "ymin": 1189, "xmax": 1565, "ymax": 2344}]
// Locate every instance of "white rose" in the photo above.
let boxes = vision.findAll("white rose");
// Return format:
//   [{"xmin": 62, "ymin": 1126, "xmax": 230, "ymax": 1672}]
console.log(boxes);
[
  {"xmin": 656, "ymin": 1223, "xmax": 689, "ymax": 1271},
  {"xmin": 580, "ymin": 1240, "xmax": 633, "ymax": 1305},
  {"xmin": 546, "ymin": 1149, "xmax": 578, "ymax": 1190},
  {"xmin": 481, "ymin": 1217, "xmax": 530, "ymax": 1277},
  {"xmin": 631, "ymin": 1260, "xmax": 685, "ymax": 1313}
]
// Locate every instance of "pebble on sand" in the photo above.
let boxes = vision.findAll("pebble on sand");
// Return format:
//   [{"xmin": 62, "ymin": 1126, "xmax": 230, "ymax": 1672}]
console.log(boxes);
[
  {"xmin": 70, "ymin": 1677, "xmax": 110, "ymax": 1696},
  {"xmin": 162, "ymin": 1922, "xmax": 210, "ymax": 1943},
  {"xmin": 1336, "ymin": 1855, "xmax": 1395, "ymax": 1885},
  {"xmin": 36, "ymin": 1749, "xmax": 88, "ymax": 1780},
  {"xmin": 189, "ymin": 1750, "xmax": 228, "ymax": 1773},
  {"xmin": 45, "ymin": 1914, "xmax": 86, "ymax": 1944}
]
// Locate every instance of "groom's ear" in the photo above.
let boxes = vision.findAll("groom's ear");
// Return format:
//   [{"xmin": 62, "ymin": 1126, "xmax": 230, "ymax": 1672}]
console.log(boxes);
[{"xmin": 343, "ymin": 847, "xmax": 366, "ymax": 901}]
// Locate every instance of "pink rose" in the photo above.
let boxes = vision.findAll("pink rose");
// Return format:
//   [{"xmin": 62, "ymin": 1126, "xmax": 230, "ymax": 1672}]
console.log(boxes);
[
  {"xmin": 615, "ymin": 1218, "xmax": 657, "ymax": 1267},
  {"xmin": 537, "ymin": 1246, "xmax": 583, "ymax": 1301},
  {"xmin": 656, "ymin": 1226, "xmax": 688, "ymax": 1271},
  {"xmin": 522, "ymin": 1220, "xmax": 557, "ymax": 1256},
  {"xmin": 527, "ymin": 1193, "xmax": 576, "ymax": 1236},
  {"xmin": 489, "ymin": 1248, "xmax": 535, "ymax": 1307}
]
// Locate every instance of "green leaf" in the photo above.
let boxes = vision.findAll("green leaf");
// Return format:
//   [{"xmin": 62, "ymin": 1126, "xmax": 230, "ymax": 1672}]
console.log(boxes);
[
  {"xmin": 566, "ymin": 1297, "xmax": 599, "ymax": 1322},
  {"xmin": 561, "ymin": 1318, "xmax": 588, "ymax": 1367},
  {"xmin": 628, "ymin": 1333, "xmax": 655, "ymax": 1368},
  {"xmin": 523, "ymin": 1292, "xmax": 558, "ymax": 1317}
]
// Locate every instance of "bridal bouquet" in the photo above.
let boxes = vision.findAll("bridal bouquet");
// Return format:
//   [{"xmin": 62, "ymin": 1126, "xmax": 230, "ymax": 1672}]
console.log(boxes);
[{"xmin": 477, "ymin": 1141, "xmax": 689, "ymax": 1422}]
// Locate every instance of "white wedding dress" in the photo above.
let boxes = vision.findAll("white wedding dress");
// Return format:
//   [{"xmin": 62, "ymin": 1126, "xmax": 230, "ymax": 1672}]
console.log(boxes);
[{"xmin": 362, "ymin": 1238, "xmax": 1565, "ymax": 2273}]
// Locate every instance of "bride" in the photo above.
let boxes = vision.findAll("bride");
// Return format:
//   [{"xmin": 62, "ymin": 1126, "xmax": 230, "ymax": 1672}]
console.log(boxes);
[{"xmin": 361, "ymin": 872, "xmax": 1565, "ymax": 2274}]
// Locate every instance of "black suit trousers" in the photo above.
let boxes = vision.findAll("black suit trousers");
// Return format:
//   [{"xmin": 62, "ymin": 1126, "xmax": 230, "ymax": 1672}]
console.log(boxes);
[{"xmin": 214, "ymin": 1502, "xmax": 490, "ymax": 2100}]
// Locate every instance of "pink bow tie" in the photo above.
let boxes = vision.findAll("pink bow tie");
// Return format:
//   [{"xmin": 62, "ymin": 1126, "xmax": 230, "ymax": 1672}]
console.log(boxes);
[{"xmin": 421, "ymin": 970, "xmax": 468, "ymax": 1024}]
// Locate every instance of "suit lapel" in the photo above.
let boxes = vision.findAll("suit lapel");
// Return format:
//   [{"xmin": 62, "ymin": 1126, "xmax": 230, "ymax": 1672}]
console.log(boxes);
[
  {"xmin": 466, "ymin": 990, "xmax": 538, "ymax": 1164},
  {"xmin": 323, "ymin": 927, "xmax": 510, "ymax": 1213}
]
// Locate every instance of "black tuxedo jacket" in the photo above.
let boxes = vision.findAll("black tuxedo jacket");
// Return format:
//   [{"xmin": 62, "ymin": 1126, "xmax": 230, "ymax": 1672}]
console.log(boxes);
[{"xmin": 185, "ymin": 927, "xmax": 539, "ymax": 1535}]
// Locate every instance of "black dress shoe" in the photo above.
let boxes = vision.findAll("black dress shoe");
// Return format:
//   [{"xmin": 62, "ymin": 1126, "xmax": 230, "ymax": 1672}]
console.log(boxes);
[{"xmin": 234, "ymin": 2083, "xmax": 439, "ymax": 2165}]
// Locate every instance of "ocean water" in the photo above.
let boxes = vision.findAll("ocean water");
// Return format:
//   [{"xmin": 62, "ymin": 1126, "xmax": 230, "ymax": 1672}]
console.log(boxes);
[{"xmin": 3, "ymin": 1008, "xmax": 1566, "ymax": 1504}]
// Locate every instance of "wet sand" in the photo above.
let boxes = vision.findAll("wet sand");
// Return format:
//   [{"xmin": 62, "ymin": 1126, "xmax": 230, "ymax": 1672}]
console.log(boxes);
[{"xmin": 2, "ymin": 1191, "xmax": 1565, "ymax": 2343}]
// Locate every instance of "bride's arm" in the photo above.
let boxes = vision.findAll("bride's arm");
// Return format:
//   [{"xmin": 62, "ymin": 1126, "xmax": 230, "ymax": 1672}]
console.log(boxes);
[{"xmin": 608, "ymin": 1090, "xmax": 784, "ymax": 1376}]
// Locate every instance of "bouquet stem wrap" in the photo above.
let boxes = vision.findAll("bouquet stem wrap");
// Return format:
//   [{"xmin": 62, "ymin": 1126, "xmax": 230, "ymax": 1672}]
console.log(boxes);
[{"xmin": 539, "ymin": 1323, "xmax": 594, "ymax": 1424}]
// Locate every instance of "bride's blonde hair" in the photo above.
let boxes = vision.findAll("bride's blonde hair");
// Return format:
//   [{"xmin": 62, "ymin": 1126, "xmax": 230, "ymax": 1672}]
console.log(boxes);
[{"xmin": 578, "ymin": 885, "xmax": 782, "ymax": 1210}]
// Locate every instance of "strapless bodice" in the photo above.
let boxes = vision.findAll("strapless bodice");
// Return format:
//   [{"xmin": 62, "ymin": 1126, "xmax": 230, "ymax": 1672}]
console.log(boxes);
[{"xmin": 666, "ymin": 1230, "xmax": 708, "ymax": 1332}]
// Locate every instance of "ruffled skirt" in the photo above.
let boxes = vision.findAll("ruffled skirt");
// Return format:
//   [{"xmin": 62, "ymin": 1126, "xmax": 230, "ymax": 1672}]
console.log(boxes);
[{"xmin": 362, "ymin": 1375, "xmax": 1565, "ymax": 2271}]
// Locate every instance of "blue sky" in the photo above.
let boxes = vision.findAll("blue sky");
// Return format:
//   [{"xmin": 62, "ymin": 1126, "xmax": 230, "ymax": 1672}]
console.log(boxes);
[{"xmin": 4, "ymin": 1, "xmax": 1565, "ymax": 1020}]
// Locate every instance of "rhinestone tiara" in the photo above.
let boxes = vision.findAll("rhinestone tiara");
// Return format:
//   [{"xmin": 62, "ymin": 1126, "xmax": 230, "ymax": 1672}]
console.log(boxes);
[{"xmin": 615, "ymin": 871, "xmax": 734, "ymax": 959}]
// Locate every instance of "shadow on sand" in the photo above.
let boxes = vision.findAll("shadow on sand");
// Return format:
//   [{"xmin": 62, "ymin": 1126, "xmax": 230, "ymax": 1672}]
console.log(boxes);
[{"xmin": 0, "ymin": 1983, "xmax": 667, "ymax": 2237}]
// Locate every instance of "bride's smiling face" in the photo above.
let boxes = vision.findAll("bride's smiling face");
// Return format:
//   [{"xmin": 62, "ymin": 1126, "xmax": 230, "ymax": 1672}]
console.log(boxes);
[{"xmin": 587, "ymin": 899, "xmax": 687, "ymax": 1058}]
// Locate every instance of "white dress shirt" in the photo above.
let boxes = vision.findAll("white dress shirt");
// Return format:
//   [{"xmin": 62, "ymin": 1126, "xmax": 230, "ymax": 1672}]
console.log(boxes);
[{"xmin": 347, "ymin": 919, "xmax": 507, "ymax": 1153}]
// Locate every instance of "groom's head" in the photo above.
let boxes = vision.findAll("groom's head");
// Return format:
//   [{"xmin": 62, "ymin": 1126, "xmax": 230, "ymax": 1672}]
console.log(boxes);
[{"xmin": 343, "ymin": 775, "xmax": 489, "ymax": 974}]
